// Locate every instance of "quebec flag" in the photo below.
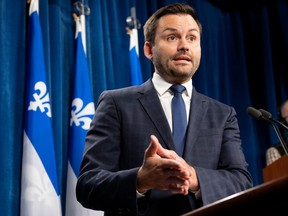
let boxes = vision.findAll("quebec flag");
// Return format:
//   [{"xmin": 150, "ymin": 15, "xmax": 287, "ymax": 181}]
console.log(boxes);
[
  {"xmin": 21, "ymin": 0, "xmax": 62, "ymax": 216},
  {"xmin": 129, "ymin": 28, "xmax": 143, "ymax": 86},
  {"xmin": 65, "ymin": 16, "xmax": 103, "ymax": 216}
]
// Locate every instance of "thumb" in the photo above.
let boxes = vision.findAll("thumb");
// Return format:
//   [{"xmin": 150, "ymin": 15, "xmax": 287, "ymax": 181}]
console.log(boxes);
[
  {"xmin": 144, "ymin": 135, "xmax": 161, "ymax": 158},
  {"xmin": 146, "ymin": 135, "xmax": 177, "ymax": 160}
]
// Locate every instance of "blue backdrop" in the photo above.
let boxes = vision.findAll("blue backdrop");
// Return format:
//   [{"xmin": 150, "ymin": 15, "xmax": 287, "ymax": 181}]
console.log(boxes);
[{"xmin": 0, "ymin": 0, "xmax": 287, "ymax": 215}]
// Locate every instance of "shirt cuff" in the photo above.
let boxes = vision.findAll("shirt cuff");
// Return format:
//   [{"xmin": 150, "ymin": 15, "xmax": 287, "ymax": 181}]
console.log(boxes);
[
  {"xmin": 136, "ymin": 190, "xmax": 146, "ymax": 199},
  {"xmin": 191, "ymin": 189, "xmax": 201, "ymax": 200}
]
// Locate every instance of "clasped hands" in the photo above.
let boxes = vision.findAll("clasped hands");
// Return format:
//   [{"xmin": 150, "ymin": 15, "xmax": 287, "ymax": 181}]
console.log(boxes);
[{"xmin": 137, "ymin": 135, "xmax": 199, "ymax": 195}]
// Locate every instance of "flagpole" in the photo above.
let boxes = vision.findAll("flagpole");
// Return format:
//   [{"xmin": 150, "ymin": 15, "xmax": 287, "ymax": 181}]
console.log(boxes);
[
  {"xmin": 126, "ymin": 7, "xmax": 143, "ymax": 86},
  {"xmin": 79, "ymin": 0, "xmax": 86, "ymax": 55},
  {"xmin": 126, "ymin": 7, "xmax": 141, "ymax": 54},
  {"xmin": 130, "ymin": 7, "xmax": 138, "ymax": 54},
  {"xmin": 80, "ymin": 15, "xmax": 86, "ymax": 54},
  {"xmin": 73, "ymin": 0, "xmax": 90, "ymax": 54}
]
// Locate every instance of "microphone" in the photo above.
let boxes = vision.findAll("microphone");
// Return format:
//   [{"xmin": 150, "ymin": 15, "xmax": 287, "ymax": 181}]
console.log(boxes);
[
  {"xmin": 258, "ymin": 108, "xmax": 288, "ymax": 131},
  {"xmin": 246, "ymin": 107, "xmax": 262, "ymax": 120},
  {"xmin": 246, "ymin": 106, "xmax": 288, "ymax": 155}
]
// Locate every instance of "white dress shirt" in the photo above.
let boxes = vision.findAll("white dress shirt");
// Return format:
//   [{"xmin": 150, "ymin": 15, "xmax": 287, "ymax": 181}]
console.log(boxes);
[{"xmin": 152, "ymin": 72, "xmax": 193, "ymax": 132}]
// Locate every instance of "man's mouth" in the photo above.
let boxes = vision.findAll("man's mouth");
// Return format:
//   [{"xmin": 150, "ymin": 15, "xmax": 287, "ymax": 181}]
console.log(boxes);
[{"xmin": 174, "ymin": 55, "xmax": 191, "ymax": 62}]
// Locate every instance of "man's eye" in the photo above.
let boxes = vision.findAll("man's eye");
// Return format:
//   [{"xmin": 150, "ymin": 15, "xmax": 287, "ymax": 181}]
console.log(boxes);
[
  {"xmin": 167, "ymin": 35, "xmax": 176, "ymax": 41},
  {"xmin": 188, "ymin": 36, "xmax": 196, "ymax": 41}
]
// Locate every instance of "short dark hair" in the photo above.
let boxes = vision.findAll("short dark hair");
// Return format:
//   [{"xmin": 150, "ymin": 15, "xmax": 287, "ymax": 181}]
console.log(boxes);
[{"xmin": 143, "ymin": 3, "xmax": 202, "ymax": 45}]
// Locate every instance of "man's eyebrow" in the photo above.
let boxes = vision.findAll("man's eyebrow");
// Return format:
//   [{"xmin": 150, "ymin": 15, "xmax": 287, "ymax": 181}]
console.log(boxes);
[{"xmin": 162, "ymin": 27, "xmax": 199, "ymax": 33}]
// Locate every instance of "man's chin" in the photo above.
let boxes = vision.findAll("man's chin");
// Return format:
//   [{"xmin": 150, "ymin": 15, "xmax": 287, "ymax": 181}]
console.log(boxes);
[{"xmin": 172, "ymin": 67, "xmax": 192, "ymax": 76}]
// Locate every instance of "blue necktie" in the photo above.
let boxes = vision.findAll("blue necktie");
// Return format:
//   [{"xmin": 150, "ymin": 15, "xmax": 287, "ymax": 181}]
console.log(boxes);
[{"xmin": 170, "ymin": 84, "xmax": 187, "ymax": 156}]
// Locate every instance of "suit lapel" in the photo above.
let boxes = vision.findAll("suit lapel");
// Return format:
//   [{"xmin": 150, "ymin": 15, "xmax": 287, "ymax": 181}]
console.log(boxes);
[
  {"xmin": 138, "ymin": 80, "xmax": 175, "ymax": 151},
  {"xmin": 183, "ymin": 90, "xmax": 208, "ymax": 158},
  {"xmin": 137, "ymin": 81, "xmax": 208, "ymax": 155}
]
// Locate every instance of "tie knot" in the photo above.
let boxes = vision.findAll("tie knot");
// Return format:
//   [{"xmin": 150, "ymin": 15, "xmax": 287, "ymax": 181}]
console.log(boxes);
[{"xmin": 170, "ymin": 84, "xmax": 186, "ymax": 94}]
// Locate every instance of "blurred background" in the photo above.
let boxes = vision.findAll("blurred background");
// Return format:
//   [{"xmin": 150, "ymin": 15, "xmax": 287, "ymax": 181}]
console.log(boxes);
[{"xmin": 1, "ymin": 0, "xmax": 287, "ymax": 215}]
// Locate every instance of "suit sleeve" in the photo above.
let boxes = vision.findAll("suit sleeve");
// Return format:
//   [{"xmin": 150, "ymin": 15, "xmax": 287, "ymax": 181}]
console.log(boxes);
[
  {"xmin": 193, "ymin": 106, "xmax": 253, "ymax": 205},
  {"xmin": 76, "ymin": 91, "xmax": 139, "ymax": 215}
]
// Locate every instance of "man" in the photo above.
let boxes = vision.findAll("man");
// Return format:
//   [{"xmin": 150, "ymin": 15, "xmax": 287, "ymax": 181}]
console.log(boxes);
[
  {"xmin": 266, "ymin": 100, "xmax": 288, "ymax": 165},
  {"xmin": 279, "ymin": 100, "xmax": 288, "ymax": 126},
  {"xmin": 76, "ymin": 3, "xmax": 253, "ymax": 215}
]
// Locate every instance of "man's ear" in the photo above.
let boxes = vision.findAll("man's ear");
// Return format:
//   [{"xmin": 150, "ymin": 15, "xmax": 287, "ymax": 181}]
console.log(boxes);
[{"xmin": 144, "ymin": 41, "xmax": 153, "ymax": 60}]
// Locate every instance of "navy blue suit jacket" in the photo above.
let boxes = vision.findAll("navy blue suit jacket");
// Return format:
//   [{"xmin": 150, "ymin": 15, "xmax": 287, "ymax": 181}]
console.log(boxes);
[{"xmin": 76, "ymin": 79, "xmax": 253, "ymax": 216}]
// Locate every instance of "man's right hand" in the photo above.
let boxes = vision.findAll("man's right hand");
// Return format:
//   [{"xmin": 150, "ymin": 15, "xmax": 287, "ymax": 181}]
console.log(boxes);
[{"xmin": 136, "ymin": 135, "xmax": 191, "ymax": 195}]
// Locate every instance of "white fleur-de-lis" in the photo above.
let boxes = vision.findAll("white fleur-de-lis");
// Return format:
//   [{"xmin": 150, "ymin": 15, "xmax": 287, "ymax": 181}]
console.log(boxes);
[
  {"xmin": 28, "ymin": 81, "xmax": 51, "ymax": 118},
  {"xmin": 70, "ymin": 98, "xmax": 95, "ymax": 130},
  {"xmin": 22, "ymin": 164, "xmax": 56, "ymax": 203}
]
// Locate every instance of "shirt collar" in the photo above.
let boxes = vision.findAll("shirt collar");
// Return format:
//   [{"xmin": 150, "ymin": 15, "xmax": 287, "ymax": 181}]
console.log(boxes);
[{"xmin": 152, "ymin": 72, "xmax": 193, "ymax": 98}]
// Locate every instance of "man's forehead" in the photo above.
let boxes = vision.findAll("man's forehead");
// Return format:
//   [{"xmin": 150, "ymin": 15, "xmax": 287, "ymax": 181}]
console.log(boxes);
[{"xmin": 157, "ymin": 14, "xmax": 200, "ymax": 32}]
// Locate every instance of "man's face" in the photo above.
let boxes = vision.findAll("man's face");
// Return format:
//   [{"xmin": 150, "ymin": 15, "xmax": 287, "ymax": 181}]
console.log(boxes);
[
  {"xmin": 281, "ymin": 101, "xmax": 288, "ymax": 125},
  {"xmin": 145, "ymin": 14, "xmax": 201, "ymax": 84}
]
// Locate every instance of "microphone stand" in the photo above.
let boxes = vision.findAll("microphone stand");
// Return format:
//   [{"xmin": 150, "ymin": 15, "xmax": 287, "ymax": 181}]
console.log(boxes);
[
  {"xmin": 259, "ymin": 109, "xmax": 288, "ymax": 131},
  {"xmin": 270, "ymin": 123, "xmax": 288, "ymax": 156},
  {"xmin": 247, "ymin": 107, "xmax": 288, "ymax": 155},
  {"xmin": 258, "ymin": 109, "xmax": 288, "ymax": 155}
]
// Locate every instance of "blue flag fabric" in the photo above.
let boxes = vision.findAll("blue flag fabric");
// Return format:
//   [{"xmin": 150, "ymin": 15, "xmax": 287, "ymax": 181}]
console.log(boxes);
[
  {"xmin": 68, "ymin": 19, "xmax": 95, "ymax": 178},
  {"xmin": 129, "ymin": 28, "xmax": 143, "ymax": 86},
  {"xmin": 65, "ymin": 16, "xmax": 103, "ymax": 216},
  {"xmin": 21, "ymin": 0, "xmax": 62, "ymax": 215}
]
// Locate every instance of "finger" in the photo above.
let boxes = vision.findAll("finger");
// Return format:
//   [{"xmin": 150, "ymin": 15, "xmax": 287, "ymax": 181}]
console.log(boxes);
[
  {"xmin": 157, "ymin": 146, "xmax": 178, "ymax": 160},
  {"xmin": 149, "ymin": 135, "xmax": 183, "ymax": 169},
  {"xmin": 165, "ymin": 168, "xmax": 191, "ymax": 180},
  {"xmin": 168, "ymin": 182, "xmax": 189, "ymax": 195}
]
